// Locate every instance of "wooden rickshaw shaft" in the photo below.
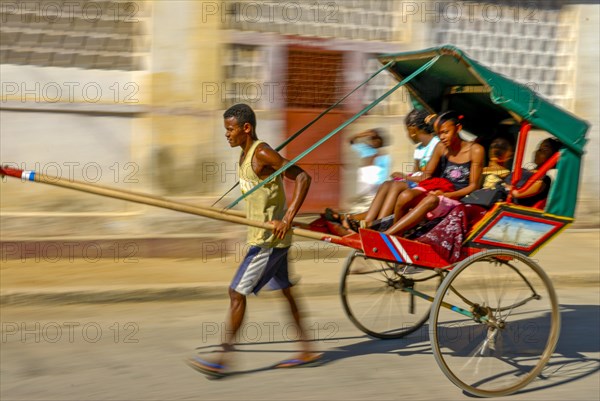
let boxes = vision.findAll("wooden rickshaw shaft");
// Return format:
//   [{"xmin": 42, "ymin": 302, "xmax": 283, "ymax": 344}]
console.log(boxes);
[{"xmin": 0, "ymin": 166, "xmax": 341, "ymax": 243}]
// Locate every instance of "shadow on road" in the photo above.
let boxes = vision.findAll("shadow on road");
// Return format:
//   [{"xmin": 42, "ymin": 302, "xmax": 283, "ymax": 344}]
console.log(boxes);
[
  {"xmin": 191, "ymin": 304, "xmax": 599, "ymax": 394},
  {"xmin": 511, "ymin": 303, "xmax": 600, "ymax": 395}
]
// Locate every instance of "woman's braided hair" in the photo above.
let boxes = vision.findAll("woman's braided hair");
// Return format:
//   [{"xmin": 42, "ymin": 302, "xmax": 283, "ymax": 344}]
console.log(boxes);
[{"xmin": 405, "ymin": 109, "xmax": 434, "ymax": 134}]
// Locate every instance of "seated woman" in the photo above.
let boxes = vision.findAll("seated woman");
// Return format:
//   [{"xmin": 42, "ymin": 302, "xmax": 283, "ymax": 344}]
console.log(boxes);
[
  {"xmin": 414, "ymin": 137, "xmax": 562, "ymax": 262},
  {"xmin": 325, "ymin": 109, "xmax": 439, "ymax": 230},
  {"xmin": 383, "ymin": 111, "xmax": 485, "ymax": 236},
  {"xmin": 504, "ymin": 137, "xmax": 562, "ymax": 207},
  {"xmin": 392, "ymin": 108, "xmax": 441, "ymax": 185}
]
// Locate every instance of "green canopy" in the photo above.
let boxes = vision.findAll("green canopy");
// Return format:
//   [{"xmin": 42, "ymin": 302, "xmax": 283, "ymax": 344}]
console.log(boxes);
[{"xmin": 378, "ymin": 45, "xmax": 590, "ymax": 218}]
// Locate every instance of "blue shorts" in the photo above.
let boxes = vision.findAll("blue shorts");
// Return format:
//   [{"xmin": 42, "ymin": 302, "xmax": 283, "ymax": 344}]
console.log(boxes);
[{"xmin": 230, "ymin": 246, "xmax": 292, "ymax": 295}]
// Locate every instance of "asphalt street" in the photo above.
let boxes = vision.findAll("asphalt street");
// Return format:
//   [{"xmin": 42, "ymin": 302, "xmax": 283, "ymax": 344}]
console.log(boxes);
[
  {"xmin": 1, "ymin": 229, "xmax": 598, "ymax": 400},
  {"xmin": 1, "ymin": 289, "xmax": 598, "ymax": 401}
]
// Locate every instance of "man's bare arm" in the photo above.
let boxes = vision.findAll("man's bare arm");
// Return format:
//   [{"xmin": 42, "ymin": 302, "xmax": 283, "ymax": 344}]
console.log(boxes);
[{"xmin": 254, "ymin": 145, "xmax": 311, "ymax": 239}]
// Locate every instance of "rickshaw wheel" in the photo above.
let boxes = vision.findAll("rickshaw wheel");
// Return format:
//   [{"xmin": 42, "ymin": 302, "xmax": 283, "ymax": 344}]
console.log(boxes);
[
  {"xmin": 429, "ymin": 249, "xmax": 560, "ymax": 397},
  {"xmin": 340, "ymin": 250, "xmax": 441, "ymax": 339}
]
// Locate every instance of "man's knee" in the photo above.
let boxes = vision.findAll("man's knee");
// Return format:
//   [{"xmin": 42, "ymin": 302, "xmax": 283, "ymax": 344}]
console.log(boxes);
[
  {"xmin": 281, "ymin": 286, "xmax": 293, "ymax": 299},
  {"xmin": 229, "ymin": 287, "xmax": 246, "ymax": 303}
]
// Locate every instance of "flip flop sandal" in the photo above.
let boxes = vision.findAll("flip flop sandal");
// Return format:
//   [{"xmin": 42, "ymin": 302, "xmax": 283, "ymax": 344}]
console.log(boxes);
[
  {"xmin": 186, "ymin": 357, "xmax": 228, "ymax": 379},
  {"xmin": 341, "ymin": 215, "xmax": 357, "ymax": 231},
  {"xmin": 274, "ymin": 353, "xmax": 324, "ymax": 369},
  {"xmin": 346, "ymin": 217, "xmax": 361, "ymax": 233}
]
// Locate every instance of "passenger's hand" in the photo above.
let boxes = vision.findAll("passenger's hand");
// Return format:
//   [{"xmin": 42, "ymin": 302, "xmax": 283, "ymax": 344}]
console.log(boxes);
[
  {"xmin": 271, "ymin": 219, "xmax": 291, "ymax": 240},
  {"xmin": 391, "ymin": 172, "xmax": 406, "ymax": 179},
  {"xmin": 430, "ymin": 190, "xmax": 444, "ymax": 196}
]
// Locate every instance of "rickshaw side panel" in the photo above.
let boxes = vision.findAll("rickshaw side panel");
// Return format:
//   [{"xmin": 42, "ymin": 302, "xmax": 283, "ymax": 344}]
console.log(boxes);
[{"xmin": 358, "ymin": 228, "xmax": 454, "ymax": 269}]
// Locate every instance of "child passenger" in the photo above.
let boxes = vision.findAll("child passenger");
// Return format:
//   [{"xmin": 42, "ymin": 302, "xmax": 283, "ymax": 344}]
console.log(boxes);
[
  {"xmin": 503, "ymin": 137, "xmax": 562, "ymax": 207},
  {"xmin": 349, "ymin": 128, "xmax": 390, "ymax": 198},
  {"xmin": 482, "ymin": 135, "xmax": 515, "ymax": 189}
]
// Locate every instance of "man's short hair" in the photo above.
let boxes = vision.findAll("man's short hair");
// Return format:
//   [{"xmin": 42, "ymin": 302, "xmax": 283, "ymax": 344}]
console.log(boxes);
[{"xmin": 224, "ymin": 104, "xmax": 257, "ymax": 136}]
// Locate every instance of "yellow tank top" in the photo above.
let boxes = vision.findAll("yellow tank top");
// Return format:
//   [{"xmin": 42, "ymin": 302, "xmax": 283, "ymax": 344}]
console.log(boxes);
[{"xmin": 239, "ymin": 140, "xmax": 291, "ymax": 248}]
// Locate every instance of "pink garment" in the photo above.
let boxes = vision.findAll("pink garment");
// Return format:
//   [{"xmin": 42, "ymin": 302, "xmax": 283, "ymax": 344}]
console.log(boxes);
[{"xmin": 426, "ymin": 196, "xmax": 462, "ymax": 220}]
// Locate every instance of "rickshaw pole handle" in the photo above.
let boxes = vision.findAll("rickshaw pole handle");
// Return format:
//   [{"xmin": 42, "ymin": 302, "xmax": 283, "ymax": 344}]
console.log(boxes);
[{"xmin": 0, "ymin": 166, "xmax": 341, "ymax": 243}]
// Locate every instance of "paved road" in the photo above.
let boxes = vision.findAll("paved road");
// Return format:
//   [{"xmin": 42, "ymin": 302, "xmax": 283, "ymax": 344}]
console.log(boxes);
[{"xmin": 1, "ymin": 288, "xmax": 598, "ymax": 400}]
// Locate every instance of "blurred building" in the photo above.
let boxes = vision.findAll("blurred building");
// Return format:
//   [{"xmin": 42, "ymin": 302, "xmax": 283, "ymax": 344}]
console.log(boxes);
[{"xmin": 1, "ymin": 0, "xmax": 598, "ymax": 248}]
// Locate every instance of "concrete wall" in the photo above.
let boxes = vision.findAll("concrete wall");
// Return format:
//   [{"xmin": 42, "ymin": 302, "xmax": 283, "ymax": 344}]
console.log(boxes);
[
  {"xmin": 572, "ymin": 4, "xmax": 600, "ymax": 226},
  {"xmin": 1, "ymin": 1, "xmax": 598, "ymax": 246},
  {"xmin": 0, "ymin": 64, "xmax": 149, "ymax": 238},
  {"xmin": 0, "ymin": 1, "xmax": 245, "ymax": 242}
]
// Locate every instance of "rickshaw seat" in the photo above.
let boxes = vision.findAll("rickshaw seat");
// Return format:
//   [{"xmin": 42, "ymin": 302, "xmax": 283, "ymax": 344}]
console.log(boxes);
[{"xmin": 532, "ymin": 199, "xmax": 547, "ymax": 210}]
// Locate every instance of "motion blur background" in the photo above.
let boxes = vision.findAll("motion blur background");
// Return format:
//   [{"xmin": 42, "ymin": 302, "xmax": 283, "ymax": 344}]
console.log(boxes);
[{"xmin": 1, "ymin": 0, "xmax": 599, "ymax": 251}]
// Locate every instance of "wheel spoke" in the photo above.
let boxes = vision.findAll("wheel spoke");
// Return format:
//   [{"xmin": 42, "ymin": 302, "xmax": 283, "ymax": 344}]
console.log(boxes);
[{"xmin": 341, "ymin": 251, "xmax": 440, "ymax": 339}]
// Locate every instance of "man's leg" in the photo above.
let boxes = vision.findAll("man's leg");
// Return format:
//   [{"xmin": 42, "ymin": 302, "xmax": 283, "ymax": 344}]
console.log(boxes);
[
  {"xmin": 279, "ymin": 286, "xmax": 322, "ymax": 364},
  {"xmin": 190, "ymin": 246, "xmax": 268, "ymax": 373},
  {"xmin": 218, "ymin": 287, "xmax": 247, "ymax": 365},
  {"xmin": 282, "ymin": 287, "xmax": 309, "ymax": 347}
]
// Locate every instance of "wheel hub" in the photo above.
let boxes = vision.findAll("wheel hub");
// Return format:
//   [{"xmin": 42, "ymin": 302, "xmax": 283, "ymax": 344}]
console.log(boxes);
[
  {"xmin": 471, "ymin": 303, "xmax": 505, "ymax": 330},
  {"xmin": 387, "ymin": 276, "xmax": 413, "ymax": 290}
]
